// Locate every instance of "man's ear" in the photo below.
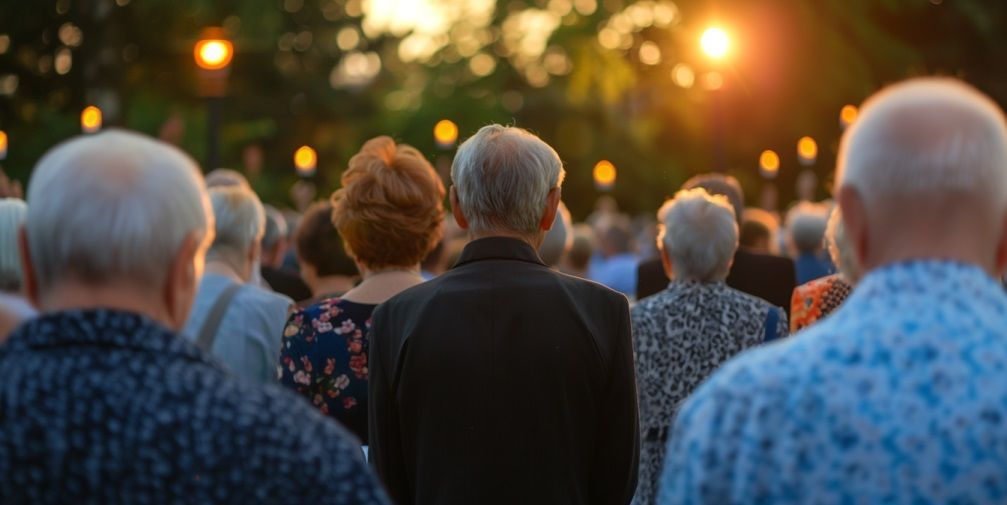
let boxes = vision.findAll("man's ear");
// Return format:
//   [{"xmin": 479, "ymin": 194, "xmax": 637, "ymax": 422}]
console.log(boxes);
[
  {"xmin": 837, "ymin": 185, "xmax": 870, "ymax": 273},
  {"xmin": 450, "ymin": 186, "xmax": 469, "ymax": 230},
  {"xmin": 164, "ymin": 232, "xmax": 203, "ymax": 331},
  {"xmin": 18, "ymin": 227, "xmax": 40, "ymax": 308},
  {"xmin": 538, "ymin": 187, "xmax": 562, "ymax": 231}
]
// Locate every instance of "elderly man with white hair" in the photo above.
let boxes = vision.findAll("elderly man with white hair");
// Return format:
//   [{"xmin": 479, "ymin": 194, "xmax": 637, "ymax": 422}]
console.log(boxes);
[
  {"xmin": 658, "ymin": 78, "xmax": 1007, "ymax": 504},
  {"xmin": 631, "ymin": 188, "xmax": 786, "ymax": 505},
  {"xmin": 0, "ymin": 130, "xmax": 389, "ymax": 504},
  {"xmin": 369, "ymin": 124, "xmax": 639, "ymax": 505},
  {"xmin": 183, "ymin": 186, "xmax": 292, "ymax": 383}
]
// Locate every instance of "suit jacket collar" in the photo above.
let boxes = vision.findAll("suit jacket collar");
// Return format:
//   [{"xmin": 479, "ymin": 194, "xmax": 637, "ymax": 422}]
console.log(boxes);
[{"xmin": 454, "ymin": 236, "xmax": 546, "ymax": 268}]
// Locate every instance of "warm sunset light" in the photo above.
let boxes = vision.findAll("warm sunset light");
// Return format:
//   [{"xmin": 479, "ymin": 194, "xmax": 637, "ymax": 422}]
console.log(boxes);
[
  {"xmin": 81, "ymin": 106, "xmax": 102, "ymax": 133},
  {"xmin": 593, "ymin": 160, "xmax": 617, "ymax": 190},
  {"xmin": 0, "ymin": 131, "xmax": 7, "ymax": 160},
  {"xmin": 434, "ymin": 119, "xmax": 459, "ymax": 148},
  {"xmin": 797, "ymin": 136, "xmax": 818, "ymax": 165},
  {"xmin": 700, "ymin": 27, "xmax": 730, "ymax": 60},
  {"xmin": 759, "ymin": 149, "xmax": 780, "ymax": 178},
  {"xmin": 194, "ymin": 39, "xmax": 234, "ymax": 70},
  {"xmin": 294, "ymin": 145, "xmax": 317, "ymax": 176},
  {"xmin": 840, "ymin": 104, "xmax": 859, "ymax": 128}
]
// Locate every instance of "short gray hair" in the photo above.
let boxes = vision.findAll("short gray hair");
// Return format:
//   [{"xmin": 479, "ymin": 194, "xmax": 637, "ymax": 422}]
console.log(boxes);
[
  {"xmin": 659, "ymin": 188, "xmax": 738, "ymax": 283},
  {"xmin": 26, "ymin": 130, "xmax": 210, "ymax": 292},
  {"xmin": 0, "ymin": 198, "xmax": 27, "ymax": 292},
  {"xmin": 838, "ymin": 78, "xmax": 1007, "ymax": 212},
  {"xmin": 261, "ymin": 205, "xmax": 287, "ymax": 250},
  {"xmin": 208, "ymin": 187, "xmax": 265, "ymax": 257},
  {"xmin": 451, "ymin": 125, "xmax": 566, "ymax": 237},
  {"xmin": 786, "ymin": 202, "xmax": 829, "ymax": 254}
]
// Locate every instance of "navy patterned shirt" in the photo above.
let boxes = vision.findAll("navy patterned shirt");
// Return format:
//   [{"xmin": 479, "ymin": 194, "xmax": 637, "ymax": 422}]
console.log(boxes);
[
  {"xmin": 0, "ymin": 309, "xmax": 390, "ymax": 505},
  {"xmin": 659, "ymin": 261, "xmax": 1007, "ymax": 504}
]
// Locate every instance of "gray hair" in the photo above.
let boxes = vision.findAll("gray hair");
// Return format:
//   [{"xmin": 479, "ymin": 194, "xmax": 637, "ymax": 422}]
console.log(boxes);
[
  {"xmin": 538, "ymin": 201, "xmax": 572, "ymax": 266},
  {"xmin": 838, "ymin": 78, "xmax": 1007, "ymax": 212},
  {"xmin": 825, "ymin": 207, "xmax": 860, "ymax": 283},
  {"xmin": 0, "ymin": 199, "xmax": 27, "ymax": 292},
  {"xmin": 659, "ymin": 188, "xmax": 738, "ymax": 283},
  {"xmin": 208, "ymin": 187, "xmax": 266, "ymax": 258},
  {"xmin": 26, "ymin": 130, "xmax": 210, "ymax": 292},
  {"xmin": 451, "ymin": 125, "xmax": 566, "ymax": 237},
  {"xmin": 786, "ymin": 202, "xmax": 829, "ymax": 254},
  {"xmin": 261, "ymin": 205, "xmax": 287, "ymax": 250}
]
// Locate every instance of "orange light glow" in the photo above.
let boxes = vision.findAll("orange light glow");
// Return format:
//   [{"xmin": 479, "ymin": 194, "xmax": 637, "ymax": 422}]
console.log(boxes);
[
  {"xmin": 434, "ymin": 119, "xmax": 459, "ymax": 148},
  {"xmin": 593, "ymin": 160, "xmax": 617, "ymax": 190},
  {"xmin": 81, "ymin": 106, "xmax": 102, "ymax": 133},
  {"xmin": 840, "ymin": 104, "xmax": 858, "ymax": 128},
  {"xmin": 294, "ymin": 145, "xmax": 317, "ymax": 176},
  {"xmin": 194, "ymin": 39, "xmax": 234, "ymax": 70},
  {"xmin": 797, "ymin": 136, "xmax": 818, "ymax": 165},
  {"xmin": 759, "ymin": 150, "xmax": 779, "ymax": 178},
  {"xmin": 0, "ymin": 130, "xmax": 7, "ymax": 160},
  {"xmin": 700, "ymin": 27, "xmax": 730, "ymax": 60}
]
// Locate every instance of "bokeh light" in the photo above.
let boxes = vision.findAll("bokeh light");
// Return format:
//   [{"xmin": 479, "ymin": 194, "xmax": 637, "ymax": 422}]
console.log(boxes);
[
  {"xmin": 759, "ymin": 149, "xmax": 779, "ymax": 179},
  {"xmin": 840, "ymin": 104, "xmax": 858, "ymax": 129},
  {"xmin": 0, "ymin": 130, "xmax": 7, "ymax": 160},
  {"xmin": 700, "ymin": 27, "xmax": 729, "ymax": 60},
  {"xmin": 194, "ymin": 39, "xmax": 234, "ymax": 70},
  {"xmin": 593, "ymin": 160, "xmax": 617, "ymax": 190},
  {"xmin": 294, "ymin": 145, "xmax": 317, "ymax": 176},
  {"xmin": 434, "ymin": 119, "xmax": 459, "ymax": 149},
  {"xmin": 797, "ymin": 136, "xmax": 818, "ymax": 165},
  {"xmin": 81, "ymin": 105, "xmax": 101, "ymax": 133}
]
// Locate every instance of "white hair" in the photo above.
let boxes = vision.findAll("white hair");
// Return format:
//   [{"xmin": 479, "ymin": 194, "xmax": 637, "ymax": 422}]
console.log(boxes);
[
  {"xmin": 208, "ymin": 186, "xmax": 265, "ymax": 258},
  {"xmin": 0, "ymin": 199, "xmax": 27, "ymax": 292},
  {"xmin": 451, "ymin": 125, "xmax": 566, "ymax": 237},
  {"xmin": 786, "ymin": 202, "xmax": 829, "ymax": 254},
  {"xmin": 838, "ymin": 78, "xmax": 1007, "ymax": 212},
  {"xmin": 659, "ymin": 188, "xmax": 738, "ymax": 283},
  {"xmin": 825, "ymin": 207, "xmax": 860, "ymax": 283},
  {"xmin": 26, "ymin": 129, "xmax": 210, "ymax": 292}
]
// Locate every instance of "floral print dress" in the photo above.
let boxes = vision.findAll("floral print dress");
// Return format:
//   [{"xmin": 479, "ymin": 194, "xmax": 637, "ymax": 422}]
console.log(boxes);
[{"xmin": 279, "ymin": 298, "xmax": 376, "ymax": 444}]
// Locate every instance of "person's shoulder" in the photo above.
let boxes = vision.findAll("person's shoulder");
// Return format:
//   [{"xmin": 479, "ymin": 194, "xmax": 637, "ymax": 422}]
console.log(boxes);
[
  {"xmin": 736, "ymin": 249, "xmax": 795, "ymax": 271},
  {"xmin": 240, "ymin": 282, "xmax": 294, "ymax": 308}
]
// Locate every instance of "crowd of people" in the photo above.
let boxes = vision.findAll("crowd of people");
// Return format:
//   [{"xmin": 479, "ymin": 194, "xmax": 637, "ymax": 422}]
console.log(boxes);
[{"xmin": 0, "ymin": 76, "xmax": 1006, "ymax": 504}]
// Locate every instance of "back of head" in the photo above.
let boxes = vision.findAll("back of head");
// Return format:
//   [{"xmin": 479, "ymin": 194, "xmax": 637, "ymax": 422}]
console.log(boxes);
[
  {"xmin": 332, "ymin": 136, "xmax": 445, "ymax": 269},
  {"xmin": 261, "ymin": 205, "xmax": 287, "ymax": 251},
  {"xmin": 659, "ymin": 187, "xmax": 739, "ymax": 283},
  {"xmin": 565, "ymin": 224, "xmax": 595, "ymax": 273},
  {"xmin": 26, "ymin": 130, "xmax": 209, "ymax": 294},
  {"xmin": 681, "ymin": 173, "xmax": 745, "ymax": 224},
  {"xmin": 538, "ymin": 201, "xmax": 572, "ymax": 266},
  {"xmin": 596, "ymin": 214, "xmax": 633, "ymax": 256},
  {"xmin": 0, "ymin": 199, "xmax": 27, "ymax": 292},
  {"xmin": 295, "ymin": 201, "xmax": 357, "ymax": 277},
  {"xmin": 786, "ymin": 202, "xmax": 829, "ymax": 255},
  {"xmin": 452, "ymin": 125, "xmax": 566, "ymax": 238},
  {"xmin": 205, "ymin": 168, "xmax": 251, "ymax": 190},
  {"xmin": 837, "ymin": 77, "xmax": 1007, "ymax": 270},
  {"xmin": 208, "ymin": 186, "xmax": 265, "ymax": 259},
  {"xmin": 740, "ymin": 208, "xmax": 779, "ymax": 254}
]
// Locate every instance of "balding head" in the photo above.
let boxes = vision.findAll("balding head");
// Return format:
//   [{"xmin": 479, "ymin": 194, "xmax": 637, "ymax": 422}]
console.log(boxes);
[{"xmin": 836, "ymin": 78, "xmax": 1007, "ymax": 276}]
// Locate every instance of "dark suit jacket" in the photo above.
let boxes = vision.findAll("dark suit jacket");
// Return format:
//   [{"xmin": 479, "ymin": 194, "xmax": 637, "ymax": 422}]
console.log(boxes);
[
  {"xmin": 261, "ymin": 266, "xmax": 312, "ymax": 303},
  {"xmin": 369, "ymin": 237, "xmax": 639, "ymax": 505},
  {"xmin": 636, "ymin": 249, "xmax": 796, "ymax": 315}
]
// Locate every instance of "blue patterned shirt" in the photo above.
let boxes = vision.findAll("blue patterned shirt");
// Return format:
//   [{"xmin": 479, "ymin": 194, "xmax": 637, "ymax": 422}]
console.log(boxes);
[
  {"xmin": 0, "ymin": 309, "xmax": 390, "ymax": 505},
  {"xmin": 659, "ymin": 261, "xmax": 1007, "ymax": 504}
]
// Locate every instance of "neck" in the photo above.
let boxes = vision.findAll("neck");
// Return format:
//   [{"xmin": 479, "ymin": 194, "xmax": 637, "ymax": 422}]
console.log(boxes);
[
  {"xmin": 311, "ymin": 275, "xmax": 357, "ymax": 297},
  {"xmin": 342, "ymin": 264, "xmax": 423, "ymax": 305},
  {"xmin": 471, "ymin": 230, "xmax": 543, "ymax": 249},
  {"xmin": 38, "ymin": 280, "xmax": 177, "ymax": 330},
  {"xmin": 205, "ymin": 259, "xmax": 246, "ymax": 283}
]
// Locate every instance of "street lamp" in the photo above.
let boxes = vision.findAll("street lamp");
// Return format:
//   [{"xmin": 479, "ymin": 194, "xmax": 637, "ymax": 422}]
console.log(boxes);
[
  {"xmin": 797, "ymin": 136, "xmax": 818, "ymax": 166},
  {"xmin": 434, "ymin": 119, "xmax": 459, "ymax": 149},
  {"xmin": 294, "ymin": 145, "xmax": 317, "ymax": 177},
  {"xmin": 759, "ymin": 149, "xmax": 779, "ymax": 179},
  {"xmin": 0, "ymin": 131, "xmax": 7, "ymax": 160},
  {"xmin": 194, "ymin": 28, "xmax": 233, "ymax": 171},
  {"xmin": 840, "ymin": 104, "xmax": 858, "ymax": 129},
  {"xmin": 593, "ymin": 160, "xmax": 617, "ymax": 191},
  {"xmin": 81, "ymin": 105, "xmax": 102, "ymax": 133}
]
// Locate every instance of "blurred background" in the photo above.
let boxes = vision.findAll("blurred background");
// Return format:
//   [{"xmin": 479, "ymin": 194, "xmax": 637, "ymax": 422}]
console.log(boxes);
[{"xmin": 0, "ymin": 0, "xmax": 1004, "ymax": 217}]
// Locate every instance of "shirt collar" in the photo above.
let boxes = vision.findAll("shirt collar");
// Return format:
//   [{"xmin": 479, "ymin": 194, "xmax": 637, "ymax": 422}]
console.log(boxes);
[
  {"xmin": 848, "ymin": 260, "xmax": 1006, "ymax": 311},
  {"xmin": 453, "ymin": 236, "xmax": 546, "ymax": 269},
  {"xmin": 4, "ymin": 309, "xmax": 216, "ymax": 367}
]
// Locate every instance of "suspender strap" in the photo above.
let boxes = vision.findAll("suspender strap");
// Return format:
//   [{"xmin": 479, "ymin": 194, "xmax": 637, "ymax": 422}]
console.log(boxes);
[{"xmin": 195, "ymin": 282, "xmax": 243, "ymax": 352}]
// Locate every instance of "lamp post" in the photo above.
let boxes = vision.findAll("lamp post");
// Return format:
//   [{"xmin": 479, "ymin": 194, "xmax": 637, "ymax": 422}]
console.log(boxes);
[
  {"xmin": 194, "ymin": 29, "xmax": 233, "ymax": 171},
  {"xmin": 700, "ymin": 26, "xmax": 730, "ymax": 171}
]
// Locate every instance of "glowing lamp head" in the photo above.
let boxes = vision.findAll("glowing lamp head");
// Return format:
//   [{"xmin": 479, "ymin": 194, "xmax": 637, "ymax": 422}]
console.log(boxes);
[
  {"xmin": 700, "ymin": 27, "xmax": 730, "ymax": 60},
  {"xmin": 294, "ymin": 146, "xmax": 317, "ymax": 176},
  {"xmin": 434, "ymin": 119, "xmax": 459, "ymax": 149},
  {"xmin": 759, "ymin": 149, "xmax": 780, "ymax": 179},
  {"xmin": 194, "ymin": 38, "xmax": 234, "ymax": 70},
  {"xmin": 81, "ymin": 106, "xmax": 102, "ymax": 134},
  {"xmin": 0, "ymin": 131, "xmax": 7, "ymax": 160},
  {"xmin": 797, "ymin": 136, "xmax": 818, "ymax": 166},
  {"xmin": 840, "ymin": 104, "xmax": 858, "ymax": 129},
  {"xmin": 593, "ymin": 160, "xmax": 617, "ymax": 190}
]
